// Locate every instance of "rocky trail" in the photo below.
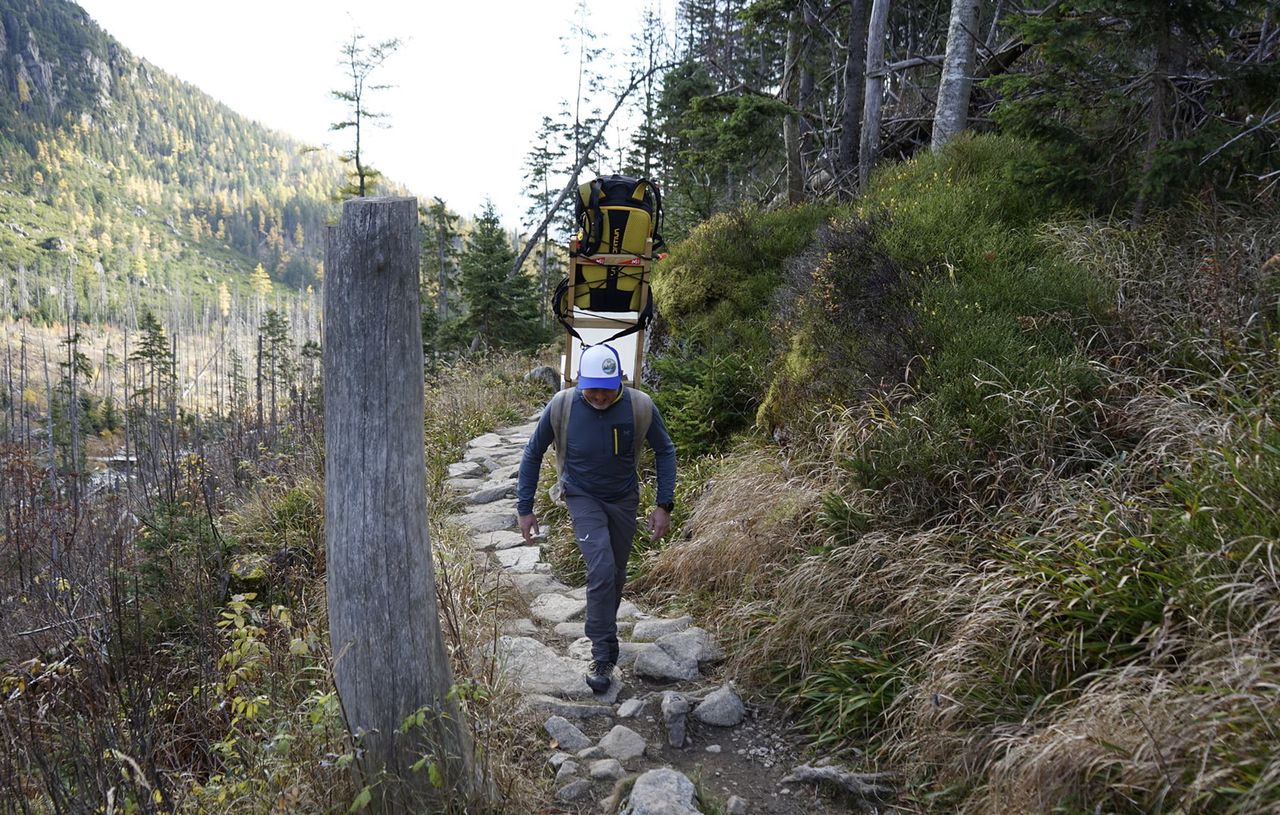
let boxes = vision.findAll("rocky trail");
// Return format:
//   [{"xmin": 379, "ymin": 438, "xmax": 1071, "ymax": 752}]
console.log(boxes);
[{"xmin": 444, "ymin": 414, "xmax": 890, "ymax": 814}]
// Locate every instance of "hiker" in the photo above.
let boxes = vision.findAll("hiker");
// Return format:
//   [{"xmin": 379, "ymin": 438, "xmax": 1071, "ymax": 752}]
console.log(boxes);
[{"xmin": 516, "ymin": 344, "xmax": 677, "ymax": 693}]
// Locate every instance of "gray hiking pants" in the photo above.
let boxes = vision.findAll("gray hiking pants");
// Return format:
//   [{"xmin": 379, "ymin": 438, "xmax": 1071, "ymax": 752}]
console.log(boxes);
[{"xmin": 564, "ymin": 484, "xmax": 639, "ymax": 664}]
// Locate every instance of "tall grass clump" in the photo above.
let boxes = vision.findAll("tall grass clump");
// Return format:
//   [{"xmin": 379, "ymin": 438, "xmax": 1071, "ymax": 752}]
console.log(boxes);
[{"xmin": 644, "ymin": 157, "xmax": 1280, "ymax": 811}]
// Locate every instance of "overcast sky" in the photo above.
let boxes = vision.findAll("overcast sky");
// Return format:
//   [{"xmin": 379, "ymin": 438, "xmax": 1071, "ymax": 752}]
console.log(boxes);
[{"xmin": 73, "ymin": 1, "xmax": 674, "ymax": 230}]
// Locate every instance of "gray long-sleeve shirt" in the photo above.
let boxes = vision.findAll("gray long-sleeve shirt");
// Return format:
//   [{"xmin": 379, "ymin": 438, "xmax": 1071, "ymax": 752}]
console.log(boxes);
[{"xmin": 516, "ymin": 386, "xmax": 676, "ymax": 515}]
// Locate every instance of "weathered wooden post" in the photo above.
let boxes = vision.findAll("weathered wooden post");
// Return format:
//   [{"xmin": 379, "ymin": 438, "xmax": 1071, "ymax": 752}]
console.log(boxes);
[{"xmin": 324, "ymin": 197, "xmax": 479, "ymax": 809}]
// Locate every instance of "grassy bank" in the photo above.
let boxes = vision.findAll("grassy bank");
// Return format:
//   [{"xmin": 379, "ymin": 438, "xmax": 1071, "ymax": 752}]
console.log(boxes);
[{"xmin": 639, "ymin": 135, "xmax": 1280, "ymax": 812}]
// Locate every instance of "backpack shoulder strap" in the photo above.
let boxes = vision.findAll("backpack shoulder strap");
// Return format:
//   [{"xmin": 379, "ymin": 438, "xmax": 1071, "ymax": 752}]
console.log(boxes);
[
  {"xmin": 629, "ymin": 388, "xmax": 653, "ymax": 460},
  {"xmin": 549, "ymin": 387, "xmax": 574, "ymax": 477}
]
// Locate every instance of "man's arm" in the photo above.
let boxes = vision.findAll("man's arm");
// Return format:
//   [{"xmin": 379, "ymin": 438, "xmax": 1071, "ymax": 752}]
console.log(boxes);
[
  {"xmin": 516, "ymin": 399, "xmax": 557, "ymax": 541},
  {"xmin": 645, "ymin": 405, "xmax": 677, "ymax": 539}
]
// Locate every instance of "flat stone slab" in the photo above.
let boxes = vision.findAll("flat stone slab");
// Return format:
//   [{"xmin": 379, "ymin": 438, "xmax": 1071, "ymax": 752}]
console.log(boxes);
[
  {"xmin": 506, "ymin": 572, "xmax": 571, "ymax": 597},
  {"xmin": 471, "ymin": 530, "xmax": 527, "ymax": 552},
  {"xmin": 495, "ymin": 546, "xmax": 542, "ymax": 573},
  {"xmin": 617, "ymin": 600, "xmax": 642, "ymax": 620},
  {"xmin": 459, "ymin": 483, "xmax": 516, "ymax": 505},
  {"xmin": 467, "ymin": 432, "xmax": 505, "ymax": 449},
  {"xmin": 521, "ymin": 694, "xmax": 615, "ymax": 719},
  {"xmin": 489, "ymin": 636, "xmax": 619, "ymax": 701},
  {"xmin": 631, "ymin": 615, "xmax": 693, "ymax": 642},
  {"xmin": 531, "ymin": 593, "xmax": 588, "ymax": 624},
  {"xmin": 445, "ymin": 476, "xmax": 485, "ymax": 492},
  {"xmin": 447, "ymin": 461, "xmax": 483, "ymax": 478},
  {"xmin": 456, "ymin": 509, "xmax": 515, "ymax": 533}
]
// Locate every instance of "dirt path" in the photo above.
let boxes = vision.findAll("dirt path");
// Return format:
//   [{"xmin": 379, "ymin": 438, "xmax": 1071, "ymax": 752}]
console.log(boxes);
[{"xmin": 445, "ymin": 415, "xmax": 878, "ymax": 814}]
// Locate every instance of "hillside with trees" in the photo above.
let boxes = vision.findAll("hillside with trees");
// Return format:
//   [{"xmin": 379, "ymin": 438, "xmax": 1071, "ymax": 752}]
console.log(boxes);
[{"xmin": 1, "ymin": 0, "xmax": 1279, "ymax": 813}]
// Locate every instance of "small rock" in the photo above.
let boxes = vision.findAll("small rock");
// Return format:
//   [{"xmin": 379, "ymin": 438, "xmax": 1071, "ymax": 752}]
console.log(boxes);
[
  {"xmin": 567, "ymin": 636, "xmax": 594, "ymax": 661},
  {"xmin": 556, "ymin": 778, "xmax": 593, "ymax": 802},
  {"xmin": 544, "ymin": 716, "xmax": 592, "ymax": 752},
  {"xmin": 576, "ymin": 745, "xmax": 606, "ymax": 760},
  {"xmin": 616, "ymin": 600, "xmax": 642, "ymax": 620},
  {"xmin": 693, "ymin": 685, "xmax": 745, "ymax": 727},
  {"xmin": 589, "ymin": 758, "xmax": 625, "ymax": 781},
  {"xmin": 661, "ymin": 691, "xmax": 690, "ymax": 748},
  {"xmin": 554, "ymin": 760, "xmax": 580, "ymax": 784},
  {"xmin": 621, "ymin": 768, "xmax": 699, "ymax": 815},
  {"xmin": 727, "ymin": 795, "xmax": 748, "ymax": 815},
  {"xmin": 547, "ymin": 751, "xmax": 572, "ymax": 768},
  {"xmin": 630, "ymin": 615, "xmax": 693, "ymax": 642},
  {"xmin": 598, "ymin": 724, "xmax": 647, "ymax": 763},
  {"xmin": 617, "ymin": 698, "xmax": 646, "ymax": 718},
  {"xmin": 706, "ymin": 744, "xmax": 722, "ymax": 753}
]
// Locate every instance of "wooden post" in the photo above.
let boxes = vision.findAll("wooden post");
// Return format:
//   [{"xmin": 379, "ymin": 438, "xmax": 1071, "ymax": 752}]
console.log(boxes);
[{"xmin": 324, "ymin": 197, "xmax": 481, "ymax": 809}]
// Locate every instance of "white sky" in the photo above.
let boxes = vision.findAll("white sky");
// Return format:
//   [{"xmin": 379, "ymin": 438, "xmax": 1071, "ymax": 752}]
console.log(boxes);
[{"xmin": 73, "ymin": 1, "xmax": 675, "ymax": 230}]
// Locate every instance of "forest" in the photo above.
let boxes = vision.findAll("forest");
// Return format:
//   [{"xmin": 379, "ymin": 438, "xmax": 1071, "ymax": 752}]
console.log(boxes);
[{"xmin": 1, "ymin": 0, "xmax": 1279, "ymax": 812}]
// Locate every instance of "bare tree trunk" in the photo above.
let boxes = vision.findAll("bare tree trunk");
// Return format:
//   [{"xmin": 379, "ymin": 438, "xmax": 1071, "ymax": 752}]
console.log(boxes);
[
  {"xmin": 932, "ymin": 0, "xmax": 983, "ymax": 151},
  {"xmin": 859, "ymin": 0, "xmax": 893, "ymax": 191},
  {"xmin": 324, "ymin": 197, "xmax": 485, "ymax": 809},
  {"xmin": 838, "ymin": 0, "xmax": 871, "ymax": 191},
  {"xmin": 1131, "ymin": 18, "xmax": 1171, "ymax": 226},
  {"xmin": 783, "ymin": 9, "xmax": 805, "ymax": 204}
]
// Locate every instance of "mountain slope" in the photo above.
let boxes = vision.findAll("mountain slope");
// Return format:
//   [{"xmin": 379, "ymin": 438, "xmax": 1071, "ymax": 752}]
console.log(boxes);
[{"xmin": 0, "ymin": 0, "xmax": 347, "ymax": 324}]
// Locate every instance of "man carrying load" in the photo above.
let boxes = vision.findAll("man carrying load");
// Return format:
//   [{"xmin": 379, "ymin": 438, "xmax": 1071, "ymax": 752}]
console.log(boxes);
[{"xmin": 517, "ymin": 344, "xmax": 677, "ymax": 693}]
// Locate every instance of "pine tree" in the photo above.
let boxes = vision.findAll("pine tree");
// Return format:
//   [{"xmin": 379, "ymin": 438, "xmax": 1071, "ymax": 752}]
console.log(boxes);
[{"xmin": 454, "ymin": 203, "xmax": 547, "ymax": 351}]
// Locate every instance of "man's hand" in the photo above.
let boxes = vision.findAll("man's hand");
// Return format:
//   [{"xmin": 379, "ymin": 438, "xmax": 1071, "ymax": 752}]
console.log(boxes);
[
  {"xmin": 648, "ymin": 507, "xmax": 671, "ymax": 541},
  {"xmin": 519, "ymin": 512, "xmax": 541, "ymax": 543}
]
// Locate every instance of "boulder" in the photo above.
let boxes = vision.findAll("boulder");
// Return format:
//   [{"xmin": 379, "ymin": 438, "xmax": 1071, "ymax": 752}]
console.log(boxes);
[
  {"xmin": 598, "ymin": 725, "xmax": 647, "ymax": 763},
  {"xmin": 590, "ymin": 758, "xmax": 626, "ymax": 781},
  {"xmin": 634, "ymin": 645, "xmax": 700, "ymax": 682},
  {"xmin": 544, "ymin": 716, "xmax": 592, "ymax": 752},
  {"xmin": 692, "ymin": 685, "xmax": 745, "ymax": 727},
  {"xmin": 631, "ymin": 615, "xmax": 693, "ymax": 641},
  {"xmin": 656, "ymin": 627, "xmax": 724, "ymax": 664},
  {"xmin": 556, "ymin": 778, "xmax": 593, "ymax": 802},
  {"xmin": 621, "ymin": 768, "xmax": 701, "ymax": 815}
]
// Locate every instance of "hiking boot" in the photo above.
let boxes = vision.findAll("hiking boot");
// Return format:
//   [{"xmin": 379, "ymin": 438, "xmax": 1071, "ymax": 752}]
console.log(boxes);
[{"xmin": 585, "ymin": 660, "xmax": 614, "ymax": 693}]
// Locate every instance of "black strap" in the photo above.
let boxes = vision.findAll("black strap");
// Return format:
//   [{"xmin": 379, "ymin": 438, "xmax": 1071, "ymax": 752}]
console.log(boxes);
[{"xmin": 553, "ymin": 274, "xmax": 654, "ymax": 345}]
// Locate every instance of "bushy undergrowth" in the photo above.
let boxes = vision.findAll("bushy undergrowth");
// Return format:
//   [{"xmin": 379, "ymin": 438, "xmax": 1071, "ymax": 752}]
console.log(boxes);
[
  {"xmin": 0, "ymin": 351, "xmax": 551, "ymax": 814},
  {"xmin": 649, "ymin": 205, "xmax": 834, "ymax": 455},
  {"xmin": 641, "ymin": 143, "xmax": 1280, "ymax": 811}
]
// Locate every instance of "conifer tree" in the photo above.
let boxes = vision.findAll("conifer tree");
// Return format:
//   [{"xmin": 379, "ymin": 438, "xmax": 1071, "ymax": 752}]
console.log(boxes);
[{"xmin": 454, "ymin": 203, "xmax": 546, "ymax": 351}]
